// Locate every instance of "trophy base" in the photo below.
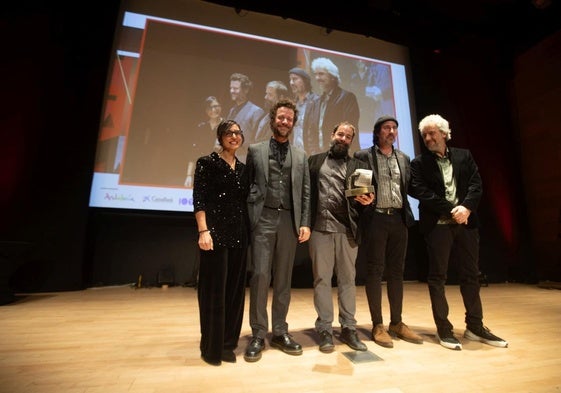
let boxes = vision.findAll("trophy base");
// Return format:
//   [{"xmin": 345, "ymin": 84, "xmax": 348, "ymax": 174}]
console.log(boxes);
[{"xmin": 345, "ymin": 186, "xmax": 374, "ymax": 197}]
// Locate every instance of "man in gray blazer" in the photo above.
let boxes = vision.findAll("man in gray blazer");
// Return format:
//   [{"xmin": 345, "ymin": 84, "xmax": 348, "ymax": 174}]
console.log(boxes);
[
  {"xmin": 244, "ymin": 99, "xmax": 311, "ymax": 362},
  {"xmin": 227, "ymin": 72, "xmax": 265, "ymax": 162}
]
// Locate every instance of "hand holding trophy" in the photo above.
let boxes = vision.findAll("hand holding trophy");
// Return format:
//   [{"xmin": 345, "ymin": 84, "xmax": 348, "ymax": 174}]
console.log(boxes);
[{"xmin": 345, "ymin": 169, "xmax": 375, "ymax": 197}]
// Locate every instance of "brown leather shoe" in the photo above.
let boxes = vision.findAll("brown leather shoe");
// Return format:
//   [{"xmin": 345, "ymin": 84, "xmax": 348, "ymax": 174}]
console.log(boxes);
[
  {"xmin": 372, "ymin": 324, "xmax": 393, "ymax": 348},
  {"xmin": 389, "ymin": 321, "xmax": 423, "ymax": 344}
]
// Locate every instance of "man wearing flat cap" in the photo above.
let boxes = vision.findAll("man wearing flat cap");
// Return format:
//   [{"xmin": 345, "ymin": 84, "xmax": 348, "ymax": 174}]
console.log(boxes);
[
  {"xmin": 288, "ymin": 67, "xmax": 319, "ymax": 154},
  {"xmin": 353, "ymin": 115, "xmax": 423, "ymax": 349}
]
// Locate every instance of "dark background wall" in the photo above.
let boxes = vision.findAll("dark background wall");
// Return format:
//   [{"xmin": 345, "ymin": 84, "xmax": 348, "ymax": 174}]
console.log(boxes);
[{"xmin": 2, "ymin": 1, "xmax": 560, "ymax": 297}]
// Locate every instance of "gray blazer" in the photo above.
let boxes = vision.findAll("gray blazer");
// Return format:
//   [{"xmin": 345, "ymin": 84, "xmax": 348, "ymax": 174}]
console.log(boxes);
[{"xmin": 246, "ymin": 141, "xmax": 311, "ymax": 235}]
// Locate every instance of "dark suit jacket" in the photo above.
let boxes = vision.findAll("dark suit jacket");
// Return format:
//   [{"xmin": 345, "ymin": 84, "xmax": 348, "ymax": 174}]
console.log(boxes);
[
  {"xmin": 246, "ymin": 141, "xmax": 311, "ymax": 236},
  {"xmin": 307, "ymin": 86, "xmax": 361, "ymax": 155},
  {"xmin": 354, "ymin": 145, "xmax": 415, "ymax": 228},
  {"xmin": 409, "ymin": 147, "xmax": 482, "ymax": 234},
  {"xmin": 227, "ymin": 100, "xmax": 265, "ymax": 142},
  {"xmin": 228, "ymin": 100, "xmax": 265, "ymax": 161},
  {"xmin": 308, "ymin": 152, "xmax": 369, "ymax": 243}
]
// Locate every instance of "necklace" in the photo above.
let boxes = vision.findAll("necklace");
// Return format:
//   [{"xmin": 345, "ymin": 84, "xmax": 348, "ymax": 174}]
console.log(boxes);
[{"xmin": 219, "ymin": 153, "xmax": 236, "ymax": 169}]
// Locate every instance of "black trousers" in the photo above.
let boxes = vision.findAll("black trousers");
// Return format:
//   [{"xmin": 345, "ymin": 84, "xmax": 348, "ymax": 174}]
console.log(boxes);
[
  {"xmin": 424, "ymin": 224, "xmax": 483, "ymax": 333},
  {"xmin": 362, "ymin": 211, "xmax": 408, "ymax": 326},
  {"xmin": 198, "ymin": 243, "xmax": 248, "ymax": 362}
]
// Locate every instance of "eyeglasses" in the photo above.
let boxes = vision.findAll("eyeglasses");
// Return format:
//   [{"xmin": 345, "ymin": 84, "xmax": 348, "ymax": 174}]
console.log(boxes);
[{"xmin": 224, "ymin": 131, "xmax": 243, "ymax": 138}]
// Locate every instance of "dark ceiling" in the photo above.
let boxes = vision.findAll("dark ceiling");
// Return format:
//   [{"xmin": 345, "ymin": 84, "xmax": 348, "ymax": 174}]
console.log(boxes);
[{"xmin": 205, "ymin": 0, "xmax": 561, "ymax": 56}]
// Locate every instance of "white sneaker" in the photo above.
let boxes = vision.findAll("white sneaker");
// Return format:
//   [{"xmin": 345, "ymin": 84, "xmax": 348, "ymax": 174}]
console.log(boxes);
[
  {"xmin": 464, "ymin": 326, "xmax": 508, "ymax": 348},
  {"xmin": 436, "ymin": 331, "xmax": 462, "ymax": 350}
]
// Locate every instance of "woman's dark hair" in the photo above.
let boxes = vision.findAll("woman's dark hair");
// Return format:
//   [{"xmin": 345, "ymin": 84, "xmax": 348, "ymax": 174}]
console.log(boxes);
[
  {"xmin": 204, "ymin": 95, "xmax": 218, "ymax": 108},
  {"xmin": 216, "ymin": 119, "xmax": 244, "ymax": 147}
]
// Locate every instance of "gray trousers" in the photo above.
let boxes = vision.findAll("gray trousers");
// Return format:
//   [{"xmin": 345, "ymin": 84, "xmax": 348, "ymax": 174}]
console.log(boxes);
[
  {"xmin": 309, "ymin": 230, "xmax": 358, "ymax": 333},
  {"xmin": 249, "ymin": 208, "xmax": 297, "ymax": 338}
]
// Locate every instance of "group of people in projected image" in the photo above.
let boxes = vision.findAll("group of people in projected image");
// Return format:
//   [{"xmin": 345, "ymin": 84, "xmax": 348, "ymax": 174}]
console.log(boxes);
[
  {"xmin": 183, "ymin": 56, "xmax": 396, "ymax": 188},
  {"xmin": 192, "ymin": 90, "xmax": 508, "ymax": 365}
]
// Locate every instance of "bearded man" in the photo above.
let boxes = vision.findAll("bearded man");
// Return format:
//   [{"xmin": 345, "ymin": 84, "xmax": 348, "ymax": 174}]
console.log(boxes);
[{"xmin": 307, "ymin": 121, "xmax": 374, "ymax": 353}]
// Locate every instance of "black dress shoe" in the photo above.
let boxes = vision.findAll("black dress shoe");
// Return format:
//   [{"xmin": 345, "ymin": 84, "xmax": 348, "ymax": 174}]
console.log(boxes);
[
  {"xmin": 339, "ymin": 327, "xmax": 367, "ymax": 351},
  {"xmin": 318, "ymin": 330, "xmax": 335, "ymax": 353},
  {"xmin": 221, "ymin": 350, "xmax": 236, "ymax": 363},
  {"xmin": 271, "ymin": 333, "xmax": 303, "ymax": 355},
  {"xmin": 244, "ymin": 337, "xmax": 265, "ymax": 362}
]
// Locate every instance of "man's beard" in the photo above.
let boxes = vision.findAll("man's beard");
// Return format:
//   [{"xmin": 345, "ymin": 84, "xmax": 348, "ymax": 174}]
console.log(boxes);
[
  {"xmin": 263, "ymin": 100, "xmax": 273, "ymax": 112},
  {"xmin": 273, "ymin": 124, "xmax": 291, "ymax": 139},
  {"xmin": 329, "ymin": 141, "xmax": 349, "ymax": 158}
]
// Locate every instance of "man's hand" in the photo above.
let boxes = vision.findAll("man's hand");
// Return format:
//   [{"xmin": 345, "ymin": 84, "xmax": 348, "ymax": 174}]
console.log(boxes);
[
  {"xmin": 298, "ymin": 226, "xmax": 311, "ymax": 243},
  {"xmin": 451, "ymin": 205, "xmax": 471, "ymax": 225},
  {"xmin": 355, "ymin": 192, "xmax": 375, "ymax": 205}
]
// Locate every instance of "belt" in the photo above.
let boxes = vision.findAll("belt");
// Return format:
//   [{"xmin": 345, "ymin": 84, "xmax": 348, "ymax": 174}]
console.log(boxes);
[
  {"xmin": 264, "ymin": 205, "xmax": 291, "ymax": 211},
  {"xmin": 437, "ymin": 218, "xmax": 456, "ymax": 225},
  {"xmin": 374, "ymin": 207, "xmax": 402, "ymax": 215}
]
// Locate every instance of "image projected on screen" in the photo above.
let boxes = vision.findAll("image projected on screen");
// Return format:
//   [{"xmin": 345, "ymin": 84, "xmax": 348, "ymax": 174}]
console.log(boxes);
[{"xmin": 89, "ymin": 3, "xmax": 417, "ymax": 214}]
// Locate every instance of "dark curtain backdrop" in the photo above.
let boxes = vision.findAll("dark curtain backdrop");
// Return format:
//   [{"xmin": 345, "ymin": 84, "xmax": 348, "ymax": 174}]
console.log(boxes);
[{"xmin": 2, "ymin": 3, "xmax": 559, "ymax": 295}]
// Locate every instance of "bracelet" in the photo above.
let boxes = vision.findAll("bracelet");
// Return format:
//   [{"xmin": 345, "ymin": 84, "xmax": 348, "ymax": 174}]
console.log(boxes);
[{"xmin": 198, "ymin": 229, "xmax": 210, "ymax": 234}]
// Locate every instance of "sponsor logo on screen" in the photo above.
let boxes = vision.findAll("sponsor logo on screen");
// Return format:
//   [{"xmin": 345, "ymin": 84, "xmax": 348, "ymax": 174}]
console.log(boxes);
[
  {"xmin": 178, "ymin": 197, "xmax": 193, "ymax": 206},
  {"xmin": 104, "ymin": 193, "xmax": 135, "ymax": 202},
  {"xmin": 142, "ymin": 195, "xmax": 174, "ymax": 204}
]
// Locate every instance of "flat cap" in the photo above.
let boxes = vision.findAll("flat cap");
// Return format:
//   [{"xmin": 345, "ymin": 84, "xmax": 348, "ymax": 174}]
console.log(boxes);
[
  {"xmin": 374, "ymin": 115, "xmax": 398, "ymax": 132},
  {"xmin": 288, "ymin": 67, "xmax": 311, "ymax": 82}
]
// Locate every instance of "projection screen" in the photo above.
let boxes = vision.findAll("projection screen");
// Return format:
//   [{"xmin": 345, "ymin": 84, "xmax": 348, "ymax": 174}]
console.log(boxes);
[{"xmin": 89, "ymin": 0, "xmax": 419, "ymax": 216}]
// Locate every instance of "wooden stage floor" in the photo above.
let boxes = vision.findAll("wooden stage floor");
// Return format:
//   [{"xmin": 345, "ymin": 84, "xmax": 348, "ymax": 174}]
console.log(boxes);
[{"xmin": 1, "ymin": 282, "xmax": 560, "ymax": 393}]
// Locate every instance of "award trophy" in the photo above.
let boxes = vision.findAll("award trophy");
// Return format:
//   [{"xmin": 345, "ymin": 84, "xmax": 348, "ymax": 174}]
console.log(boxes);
[{"xmin": 345, "ymin": 169, "xmax": 375, "ymax": 197}]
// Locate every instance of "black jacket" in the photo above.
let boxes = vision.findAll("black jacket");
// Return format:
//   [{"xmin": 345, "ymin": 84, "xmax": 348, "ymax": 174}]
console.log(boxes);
[
  {"xmin": 409, "ymin": 147, "xmax": 482, "ymax": 234},
  {"xmin": 308, "ymin": 151, "xmax": 369, "ymax": 243}
]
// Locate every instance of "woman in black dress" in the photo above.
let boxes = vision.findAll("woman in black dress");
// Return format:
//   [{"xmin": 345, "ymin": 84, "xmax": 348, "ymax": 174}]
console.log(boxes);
[{"xmin": 193, "ymin": 120, "xmax": 249, "ymax": 366}]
